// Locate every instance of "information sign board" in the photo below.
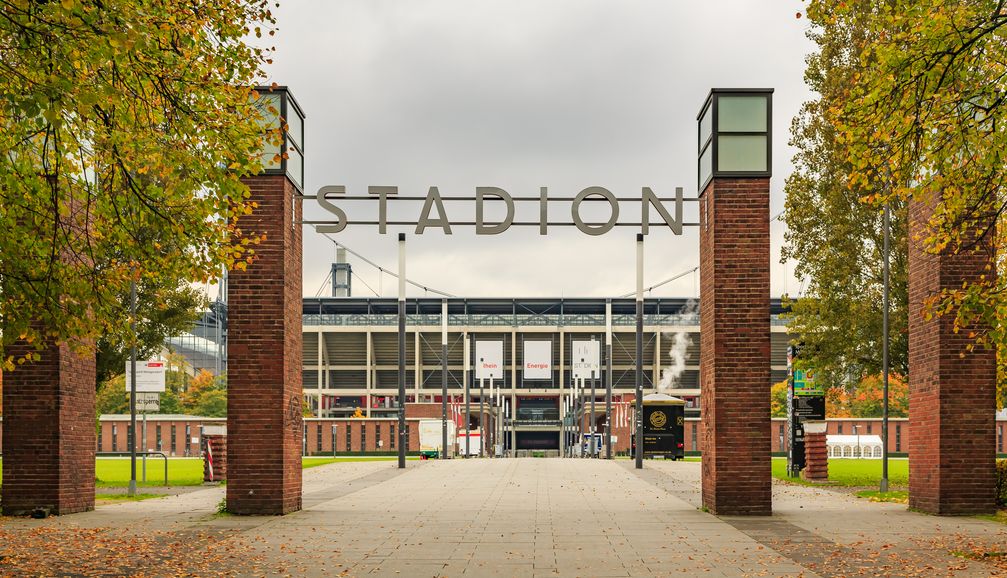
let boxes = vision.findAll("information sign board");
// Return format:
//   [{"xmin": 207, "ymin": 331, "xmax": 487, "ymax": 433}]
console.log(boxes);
[{"xmin": 124, "ymin": 360, "xmax": 167, "ymax": 393}]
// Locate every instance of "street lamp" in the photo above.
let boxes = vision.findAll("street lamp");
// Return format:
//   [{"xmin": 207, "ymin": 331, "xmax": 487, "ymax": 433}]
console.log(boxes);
[
  {"xmin": 253, "ymin": 86, "xmax": 305, "ymax": 189},
  {"xmin": 881, "ymin": 200, "xmax": 891, "ymax": 492},
  {"xmin": 697, "ymin": 89, "xmax": 773, "ymax": 191}
]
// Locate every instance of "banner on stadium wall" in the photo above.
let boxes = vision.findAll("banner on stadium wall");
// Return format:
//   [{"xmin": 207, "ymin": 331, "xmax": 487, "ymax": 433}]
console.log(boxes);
[
  {"xmin": 571, "ymin": 340, "xmax": 600, "ymax": 379},
  {"xmin": 523, "ymin": 340, "xmax": 552, "ymax": 380},
  {"xmin": 475, "ymin": 340, "xmax": 504, "ymax": 380}
]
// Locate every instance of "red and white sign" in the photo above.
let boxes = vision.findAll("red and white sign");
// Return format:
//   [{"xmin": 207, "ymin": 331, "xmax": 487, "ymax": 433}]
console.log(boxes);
[
  {"xmin": 475, "ymin": 340, "xmax": 504, "ymax": 380},
  {"xmin": 124, "ymin": 360, "xmax": 167, "ymax": 393},
  {"xmin": 523, "ymin": 340, "xmax": 552, "ymax": 380}
]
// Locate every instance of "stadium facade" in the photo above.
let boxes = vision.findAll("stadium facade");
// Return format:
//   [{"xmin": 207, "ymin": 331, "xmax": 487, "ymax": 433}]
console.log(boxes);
[{"xmin": 172, "ymin": 296, "xmax": 792, "ymax": 451}]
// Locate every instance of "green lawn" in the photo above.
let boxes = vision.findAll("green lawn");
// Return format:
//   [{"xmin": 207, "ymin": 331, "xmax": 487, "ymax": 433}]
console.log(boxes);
[
  {"xmin": 771, "ymin": 457, "xmax": 909, "ymax": 487},
  {"xmin": 95, "ymin": 493, "xmax": 166, "ymax": 503},
  {"xmin": 302, "ymin": 456, "xmax": 418, "ymax": 468},
  {"xmin": 855, "ymin": 490, "xmax": 909, "ymax": 503},
  {"xmin": 0, "ymin": 456, "xmax": 417, "ymax": 487},
  {"xmin": 94, "ymin": 458, "xmax": 205, "ymax": 487}
]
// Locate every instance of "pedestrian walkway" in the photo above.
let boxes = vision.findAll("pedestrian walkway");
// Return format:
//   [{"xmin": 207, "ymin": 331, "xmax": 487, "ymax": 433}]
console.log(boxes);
[{"xmin": 1, "ymin": 458, "xmax": 1006, "ymax": 577}]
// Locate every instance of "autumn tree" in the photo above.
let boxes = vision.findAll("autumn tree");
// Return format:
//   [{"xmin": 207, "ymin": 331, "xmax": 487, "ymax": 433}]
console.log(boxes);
[
  {"xmin": 782, "ymin": 3, "xmax": 908, "ymax": 389},
  {"xmin": 0, "ymin": 0, "xmax": 279, "ymax": 365},
  {"xmin": 770, "ymin": 380, "xmax": 788, "ymax": 418},
  {"xmin": 95, "ymin": 281, "xmax": 207, "ymax": 385},
  {"xmin": 181, "ymin": 369, "xmax": 226, "ymax": 417},
  {"xmin": 803, "ymin": 1, "xmax": 1007, "ymax": 404},
  {"xmin": 95, "ymin": 363, "xmax": 191, "ymax": 415}
]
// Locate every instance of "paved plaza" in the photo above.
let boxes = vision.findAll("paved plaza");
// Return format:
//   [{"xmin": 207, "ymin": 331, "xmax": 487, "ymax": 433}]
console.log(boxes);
[{"xmin": 2, "ymin": 458, "xmax": 1007, "ymax": 577}]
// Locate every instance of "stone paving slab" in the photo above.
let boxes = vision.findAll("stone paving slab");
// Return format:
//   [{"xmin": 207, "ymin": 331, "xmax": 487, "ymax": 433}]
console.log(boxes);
[{"xmin": 3, "ymin": 458, "xmax": 1007, "ymax": 576}]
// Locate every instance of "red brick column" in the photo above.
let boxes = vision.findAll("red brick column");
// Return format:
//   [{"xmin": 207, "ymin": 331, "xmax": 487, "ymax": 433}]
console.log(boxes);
[
  {"xmin": 908, "ymin": 197, "xmax": 995, "ymax": 515},
  {"xmin": 227, "ymin": 175, "xmax": 302, "ymax": 515},
  {"xmin": 802, "ymin": 425, "xmax": 828, "ymax": 483},
  {"xmin": 2, "ymin": 340, "xmax": 95, "ymax": 515},
  {"xmin": 699, "ymin": 177, "xmax": 771, "ymax": 515},
  {"xmin": 203, "ymin": 434, "xmax": 227, "ymax": 483}
]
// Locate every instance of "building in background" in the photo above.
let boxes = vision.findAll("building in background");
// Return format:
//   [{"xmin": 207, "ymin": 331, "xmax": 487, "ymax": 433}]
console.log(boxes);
[
  {"xmin": 167, "ymin": 300, "xmax": 227, "ymax": 376},
  {"xmin": 167, "ymin": 296, "xmax": 792, "ymax": 450}
]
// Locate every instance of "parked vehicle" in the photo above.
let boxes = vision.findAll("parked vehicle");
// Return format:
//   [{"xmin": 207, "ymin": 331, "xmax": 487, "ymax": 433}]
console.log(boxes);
[{"xmin": 419, "ymin": 419, "xmax": 456, "ymax": 458}]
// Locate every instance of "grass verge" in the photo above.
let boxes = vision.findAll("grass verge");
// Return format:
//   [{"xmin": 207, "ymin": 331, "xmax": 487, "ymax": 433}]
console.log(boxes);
[
  {"xmin": 855, "ymin": 490, "xmax": 909, "ymax": 504},
  {"xmin": 95, "ymin": 493, "xmax": 165, "ymax": 503},
  {"xmin": 0, "ymin": 455, "xmax": 420, "ymax": 488},
  {"xmin": 771, "ymin": 457, "xmax": 909, "ymax": 487}
]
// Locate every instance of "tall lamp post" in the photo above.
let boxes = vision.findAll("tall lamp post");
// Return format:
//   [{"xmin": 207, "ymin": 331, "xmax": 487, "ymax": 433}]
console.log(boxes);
[
  {"xmin": 128, "ymin": 281, "xmax": 138, "ymax": 497},
  {"xmin": 441, "ymin": 299, "xmax": 449, "ymax": 459},
  {"xmin": 605, "ymin": 301, "xmax": 613, "ymax": 459},
  {"xmin": 397, "ymin": 233, "xmax": 406, "ymax": 469},
  {"xmin": 880, "ymin": 201, "xmax": 891, "ymax": 492},
  {"xmin": 635, "ymin": 233, "xmax": 644, "ymax": 469}
]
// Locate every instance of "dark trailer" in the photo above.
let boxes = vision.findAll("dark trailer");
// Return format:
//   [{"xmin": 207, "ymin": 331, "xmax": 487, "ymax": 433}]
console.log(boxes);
[{"xmin": 642, "ymin": 393, "xmax": 685, "ymax": 460}]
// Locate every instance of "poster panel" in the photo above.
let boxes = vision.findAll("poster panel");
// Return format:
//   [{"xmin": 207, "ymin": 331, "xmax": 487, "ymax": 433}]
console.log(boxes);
[
  {"xmin": 571, "ymin": 339, "xmax": 600, "ymax": 379},
  {"xmin": 475, "ymin": 340, "xmax": 504, "ymax": 380},
  {"xmin": 523, "ymin": 340, "xmax": 552, "ymax": 380}
]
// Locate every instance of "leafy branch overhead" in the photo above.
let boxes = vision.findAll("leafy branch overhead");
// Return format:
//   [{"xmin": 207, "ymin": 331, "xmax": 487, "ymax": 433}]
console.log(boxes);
[
  {"xmin": 782, "ymin": 1, "xmax": 908, "ymax": 388},
  {"xmin": 0, "ymin": 0, "xmax": 281, "ymax": 364},
  {"xmin": 791, "ymin": 1, "xmax": 1007, "ymax": 404},
  {"xmin": 806, "ymin": 0, "xmax": 1007, "ymax": 352}
]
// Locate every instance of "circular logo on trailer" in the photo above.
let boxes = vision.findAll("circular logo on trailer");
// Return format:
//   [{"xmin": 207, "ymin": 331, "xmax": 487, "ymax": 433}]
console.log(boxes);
[{"xmin": 650, "ymin": 410, "xmax": 668, "ymax": 428}]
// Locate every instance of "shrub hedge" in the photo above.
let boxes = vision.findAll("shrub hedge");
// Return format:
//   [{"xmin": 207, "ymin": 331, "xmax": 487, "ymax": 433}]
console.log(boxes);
[{"xmin": 997, "ymin": 460, "xmax": 1007, "ymax": 507}]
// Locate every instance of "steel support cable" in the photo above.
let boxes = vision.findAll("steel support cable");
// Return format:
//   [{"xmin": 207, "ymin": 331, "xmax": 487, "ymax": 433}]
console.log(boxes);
[
  {"xmin": 317, "ymin": 229, "xmax": 457, "ymax": 298},
  {"xmin": 352, "ymin": 270, "xmax": 381, "ymax": 297},
  {"xmin": 618, "ymin": 267, "xmax": 699, "ymax": 299}
]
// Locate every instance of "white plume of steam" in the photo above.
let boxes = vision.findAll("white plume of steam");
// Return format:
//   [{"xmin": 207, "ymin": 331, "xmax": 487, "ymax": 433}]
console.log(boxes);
[{"xmin": 658, "ymin": 299, "xmax": 697, "ymax": 391}]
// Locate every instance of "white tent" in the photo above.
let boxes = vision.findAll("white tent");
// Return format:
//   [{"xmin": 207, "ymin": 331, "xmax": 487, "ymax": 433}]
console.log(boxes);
[{"xmin": 826, "ymin": 434, "xmax": 884, "ymax": 459}]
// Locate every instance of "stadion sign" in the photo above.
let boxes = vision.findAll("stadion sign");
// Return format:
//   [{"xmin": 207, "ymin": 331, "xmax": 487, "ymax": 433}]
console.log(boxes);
[{"xmin": 308, "ymin": 185, "xmax": 685, "ymax": 236}]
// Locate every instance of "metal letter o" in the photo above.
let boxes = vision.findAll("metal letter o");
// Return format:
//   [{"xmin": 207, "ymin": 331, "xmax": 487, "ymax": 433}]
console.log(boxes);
[{"xmin": 571, "ymin": 187, "xmax": 619, "ymax": 235}]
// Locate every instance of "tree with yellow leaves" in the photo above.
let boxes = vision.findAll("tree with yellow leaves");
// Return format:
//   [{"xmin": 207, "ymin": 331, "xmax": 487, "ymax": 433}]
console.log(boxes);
[{"xmin": 0, "ymin": 0, "xmax": 279, "ymax": 366}]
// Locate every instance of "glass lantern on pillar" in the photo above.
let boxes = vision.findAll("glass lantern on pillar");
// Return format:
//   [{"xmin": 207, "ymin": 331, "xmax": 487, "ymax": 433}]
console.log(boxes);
[
  {"xmin": 697, "ymin": 88, "xmax": 773, "ymax": 191},
  {"xmin": 253, "ymin": 85, "xmax": 305, "ymax": 190}
]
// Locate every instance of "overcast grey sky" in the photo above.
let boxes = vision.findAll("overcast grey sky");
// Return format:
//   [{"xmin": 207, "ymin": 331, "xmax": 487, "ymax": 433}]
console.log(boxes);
[{"xmin": 264, "ymin": 1, "xmax": 814, "ymax": 299}]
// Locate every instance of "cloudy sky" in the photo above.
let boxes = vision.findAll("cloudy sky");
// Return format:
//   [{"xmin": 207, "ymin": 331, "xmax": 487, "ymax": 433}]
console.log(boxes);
[{"xmin": 263, "ymin": 1, "xmax": 815, "ymax": 299}]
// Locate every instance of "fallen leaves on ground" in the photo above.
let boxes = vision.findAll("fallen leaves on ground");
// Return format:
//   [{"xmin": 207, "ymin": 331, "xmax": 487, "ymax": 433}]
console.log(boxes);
[{"xmin": 0, "ymin": 525, "xmax": 266, "ymax": 576}]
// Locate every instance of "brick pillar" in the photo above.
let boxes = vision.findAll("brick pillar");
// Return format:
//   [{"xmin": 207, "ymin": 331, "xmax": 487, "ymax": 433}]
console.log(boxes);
[
  {"xmin": 227, "ymin": 175, "xmax": 302, "ymax": 515},
  {"xmin": 699, "ymin": 177, "xmax": 771, "ymax": 515},
  {"xmin": 203, "ymin": 434, "xmax": 227, "ymax": 483},
  {"xmin": 908, "ymin": 197, "xmax": 995, "ymax": 515},
  {"xmin": 801, "ymin": 424, "xmax": 828, "ymax": 483},
  {"xmin": 2, "ymin": 340, "xmax": 95, "ymax": 516}
]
